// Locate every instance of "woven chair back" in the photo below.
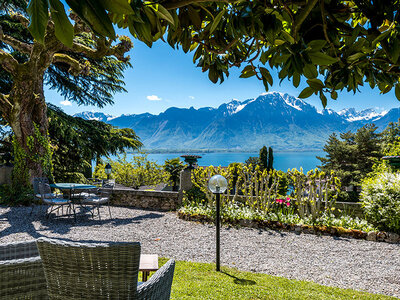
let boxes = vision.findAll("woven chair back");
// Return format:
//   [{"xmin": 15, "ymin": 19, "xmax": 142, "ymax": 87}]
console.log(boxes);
[{"xmin": 36, "ymin": 238, "xmax": 141, "ymax": 299}]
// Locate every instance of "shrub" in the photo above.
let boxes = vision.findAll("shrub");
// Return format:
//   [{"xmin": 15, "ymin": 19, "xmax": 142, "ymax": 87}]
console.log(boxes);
[
  {"xmin": 94, "ymin": 153, "xmax": 167, "ymax": 189},
  {"xmin": 164, "ymin": 158, "xmax": 184, "ymax": 191},
  {"xmin": 361, "ymin": 172, "xmax": 400, "ymax": 233},
  {"xmin": 0, "ymin": 184, "xmax": 33, "ymax": 206}
]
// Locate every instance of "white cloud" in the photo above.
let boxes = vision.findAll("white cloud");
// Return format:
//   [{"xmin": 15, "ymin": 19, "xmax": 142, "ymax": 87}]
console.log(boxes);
[
  {"xmin": 146, "ymin": 95, "xmax": 162, "ymax": 101},
  {"xmin": 60, "ymin": 100, "xmax": 72, "ymax": 106},
  {"xmin": 189, "ymin": 96, "xmax": 195, "ymax": 100}
]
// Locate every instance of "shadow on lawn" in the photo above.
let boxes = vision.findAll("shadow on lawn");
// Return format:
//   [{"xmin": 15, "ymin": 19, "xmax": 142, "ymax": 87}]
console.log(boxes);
[
  {"xmin": 221, "ymin": 271, "xmax": 257, "ymax": 286},
  {"xmin": 0, "ymin": 205, "xmax": 163, "ymax": 239}
]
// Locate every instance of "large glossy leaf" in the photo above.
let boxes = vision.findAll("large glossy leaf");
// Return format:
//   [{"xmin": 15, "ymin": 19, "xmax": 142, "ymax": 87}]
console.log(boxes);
[
  {"xmin": 308, "ymin": 52, "xmax": 337, "ymax": 66},
  {"xmin": 395, "ymin": 83, "xmax": 400, "ymax": 101},
  {"xmin": 49, "ymin": 0, "xmax": 74, "ymax": 47},
  {"xmin": 298, "ymin": 87, "xmax": 314, "ymax": 98},
  {"xmin": 66, "ymin": 0, "xmax": 115, "ymax": 38},
  {"xmin": 99, "ymin": 0, "xmax": 134, "ymax": 14},
  {"xmin": 27, "ymin": 0, "xmax": 49, "ymax": 44},
  {"xmin": 210, "ymin": 9, "xmax": 225, "ymax": 34},
  {"xmin": 153, "ymin": 4, "xmax": 174, "ymax": 25}
]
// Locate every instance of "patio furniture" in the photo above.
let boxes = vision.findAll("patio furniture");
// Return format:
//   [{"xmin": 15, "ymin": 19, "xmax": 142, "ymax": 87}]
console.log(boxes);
[
  {"xmin": 0, "ymin": 240, "xmax": 48, "ymax": 299},
  {"xmin": 39, "ymin": 183, "xmax": 72, "ymax": 219},
  {"xmin": 36, "ymin": 237, "xmax": 175, "ymax": 300},
  {"xmin": 80, "ymin": 180, "xmax": 114, "ymax": 220},
  {"xmin": 140, "ymin": 254, "xmax": 159, "ymax": 282},
  {"xmin": 31, "ymin": 177, "xmax": 56, "ymax": 215}
]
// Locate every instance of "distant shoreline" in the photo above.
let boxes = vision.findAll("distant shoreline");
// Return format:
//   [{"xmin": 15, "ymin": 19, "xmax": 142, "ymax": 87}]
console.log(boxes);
[{"xmin": 127, "ymin": 148, "xmax": 324, "ymax": 154}]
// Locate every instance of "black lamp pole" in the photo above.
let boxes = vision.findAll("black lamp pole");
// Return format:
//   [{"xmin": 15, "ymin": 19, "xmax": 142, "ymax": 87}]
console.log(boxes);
[{"xmin": 215, "ymin": 187, "xmax": 221, "ymax": 272}]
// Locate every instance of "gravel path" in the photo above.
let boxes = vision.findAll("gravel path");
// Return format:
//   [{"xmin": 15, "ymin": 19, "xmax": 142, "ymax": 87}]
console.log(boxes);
[{"xmin": 1, "ymin": 205, "xmax": 399, "ymax": 298}]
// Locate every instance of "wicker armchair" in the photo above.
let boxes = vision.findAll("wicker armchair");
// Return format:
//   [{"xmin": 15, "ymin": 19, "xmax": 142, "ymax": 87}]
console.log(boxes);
[
  {"xmin": 36, "ymin": 237, "xmax": 175, "ymax": 299},
  {"xmin": 0, "ymin": 240, "xmax": 48, "ymax": 299}
]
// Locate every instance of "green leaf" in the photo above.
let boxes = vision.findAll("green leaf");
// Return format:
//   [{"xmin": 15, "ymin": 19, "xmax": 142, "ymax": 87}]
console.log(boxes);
[
  {"xmin": 347, "ymin": 52, "xmax": 365, "ymax": 62},
  {"xmin": 240, "ymin": 65, "xmax": 256, "ymax": 78},
  {"xmin": 280, "ymin": 30, "xmax": 294, "ymax": 44},
  {"xmin": 331, "ymin": 90, "xmax": 338, "ymax": 100},
  {"xmin": 210, "ymin": 9, "xmax": 225, "ymax": 34},
  {"xmin": 293, "ymin": 72, "xmax": 300, "ymax": 87},
  {"xmin": 49, "ymin": 0, "xmax": 74, "ymax": 47},
  {"xmin": 99, "ymin": 0, "xmax": 133, "ymax": 14},
  {"xmin": 307, "ymin": 40, "xmax": 326, "ymax": 52},
  {"xmin": 320, "ymin": 92, "xmax": 327, "ymax": 108},
  {"xmin": 303, "ymin": 64, "xmax": 318, "ymax": 79},
  {"xmin": 395, "ymin": 83, "xmax": 400, "ymax": 101},
  {"xmin": 307, "ymin": 78, "xmax": 324, "ymax": 90},
  {"xmin": 308, "ymin": 52, "xmax": 337, "ymax": 66},
  {"xmin": 298, "ymin": 87, "xmax": 314, "ymax": 99},
  {"xmin": 66, "ymin": 0, "xmax": 115, "ymax": 39},
  {"xmin": 153, "ymin": 4, "xmax": 174, "ymax": 25},
  {"xmin": 260, "ymin": 67, "xmax": 273, "ymax": 85},
  {"xmin": 27, "ymin": 0, "xmax": 49, "ymax": 44}
]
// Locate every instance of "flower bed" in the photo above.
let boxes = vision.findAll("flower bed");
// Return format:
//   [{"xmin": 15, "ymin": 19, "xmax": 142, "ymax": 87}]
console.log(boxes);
[{"xmin": 178, "ymin": 204, "xmax": 400, "ymax": 244}]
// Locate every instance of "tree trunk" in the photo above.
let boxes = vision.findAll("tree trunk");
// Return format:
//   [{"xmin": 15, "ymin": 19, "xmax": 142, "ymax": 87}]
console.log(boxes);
[{"xmin": 7, "ymin": 75, "xmax": 51, "ymax": 185}]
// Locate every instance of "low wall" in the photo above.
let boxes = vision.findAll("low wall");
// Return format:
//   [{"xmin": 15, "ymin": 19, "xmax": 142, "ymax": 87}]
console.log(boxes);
[{"xmin": 110, "ymin": 188, "xmax": 180, "ymax": 211}]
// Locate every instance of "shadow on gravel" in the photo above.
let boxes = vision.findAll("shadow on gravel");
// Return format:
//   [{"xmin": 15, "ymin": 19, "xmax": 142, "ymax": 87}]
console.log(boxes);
[
  {"xmin": 0, "ymin": 206, "xmax": 163, "ymax": 238},
  {"xmin": 221, "ymin": 271, "xmax": 257, "ymax": 286}
]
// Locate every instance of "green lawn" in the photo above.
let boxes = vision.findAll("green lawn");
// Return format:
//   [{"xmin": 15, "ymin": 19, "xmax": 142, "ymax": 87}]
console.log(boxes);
[{"xmin": 156, "ymin": 259, "xmax": 393, "ymax": 300}]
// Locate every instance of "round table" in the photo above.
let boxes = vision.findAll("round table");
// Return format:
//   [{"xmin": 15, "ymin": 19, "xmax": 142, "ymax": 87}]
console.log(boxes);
[{"xmin": 50, "ymin": 183, "xmax": 97, "ymax": 190}]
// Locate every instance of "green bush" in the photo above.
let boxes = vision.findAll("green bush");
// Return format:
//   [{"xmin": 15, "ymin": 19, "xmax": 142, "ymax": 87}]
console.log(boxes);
[
  {"xmin": 94, "ymin": 153, "xmax": 167, "ymax": 189},
  {"xmin": 0, "ymin": 184, "xmax": 33, "ymax": 206},
  {"xmin": 361, "ymin": 172, "xmax": 400, "ymax": 233}
]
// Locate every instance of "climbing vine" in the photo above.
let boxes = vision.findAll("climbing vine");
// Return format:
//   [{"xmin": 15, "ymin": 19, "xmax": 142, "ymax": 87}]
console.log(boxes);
[{"xmin": 12, "ymin": 123, "xmax": 54, "ymax": 187}]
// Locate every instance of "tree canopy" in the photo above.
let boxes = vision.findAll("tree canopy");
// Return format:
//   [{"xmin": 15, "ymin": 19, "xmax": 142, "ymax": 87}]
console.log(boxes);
[{"xmin": 25, "ymin": 0, "xmax": 400, "ymax": 106}]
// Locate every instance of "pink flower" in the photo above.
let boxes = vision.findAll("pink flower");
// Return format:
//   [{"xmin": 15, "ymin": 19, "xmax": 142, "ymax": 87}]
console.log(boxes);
[
  {"xmin": 276, "ymin": 198, "xmax": 284, "ymax": 204},
  {"xmin": 286, "ymin": 202, "xmax": 290, "ymax": 207},
  {"xmin": 286, "ymin": 197, "xmax": 290, "ymax": 202}
]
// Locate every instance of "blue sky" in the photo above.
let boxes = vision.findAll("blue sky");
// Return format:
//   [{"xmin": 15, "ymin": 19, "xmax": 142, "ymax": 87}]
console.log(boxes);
[{"xmin": 45, "ymin": 36, "xmax": 400, "ymax": 116}]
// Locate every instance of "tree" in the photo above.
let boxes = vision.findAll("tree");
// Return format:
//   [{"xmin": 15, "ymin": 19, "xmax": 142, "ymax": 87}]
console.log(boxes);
[
  {"xmin": 0, "ymin": 1, "xmax": 132, "ymax": 185},
  {"xmin": 318, "ymin": 124, "xmax": 381, "ymax": 187},
  {"xmin": 27, "ymin": 0, "xmax": 400, "ymax": 106},
  {"xmin": 267, "ymin": 146, "xmax": 274, "ymax": 171},
  {"xmin": 48, "ymin": 104, "xmax": 142, "ymax": 182},
  {"xmin": 164, "ymin": 157, "xmax": 184, "ymax": 191},
  {"xmin": 259, "ymin": 146, "xmax": 268, "ymax": 171}
]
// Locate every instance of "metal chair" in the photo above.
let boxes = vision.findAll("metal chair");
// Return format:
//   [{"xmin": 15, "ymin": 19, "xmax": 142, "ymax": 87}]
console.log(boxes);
[
  {"xmin": 81, "ymin": 180, "xmax": 114, "ymax": 220},
  {"xmin": 0, "ymin": 240, "xmax": 48, "ymax": 299},
  {"xmin": 31, "ymin": 177, "xmax": 56, "ymax": 215},
  {"xmin": 36, "ymin": 237, "xmax": 175, "ymax": 300},
  {"xmin": 38, "ymin": 183, "xmax": 72, "ymax": 219}
]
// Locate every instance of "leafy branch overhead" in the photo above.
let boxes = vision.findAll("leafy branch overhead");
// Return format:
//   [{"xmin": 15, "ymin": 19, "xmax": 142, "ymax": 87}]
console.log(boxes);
[{"xmin": 25, "ymin": 0, "xmax": 400, "ymax": 106}]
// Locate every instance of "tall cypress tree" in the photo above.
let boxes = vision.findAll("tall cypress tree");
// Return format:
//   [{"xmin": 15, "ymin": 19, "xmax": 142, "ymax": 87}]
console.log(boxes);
[
  {"xmin": 267, "ymin": 147, "xmax": 274, "ymax": 171},
  {"xmin": 259, "ymin": 146, "xmax": 268, "ymax": 171}
]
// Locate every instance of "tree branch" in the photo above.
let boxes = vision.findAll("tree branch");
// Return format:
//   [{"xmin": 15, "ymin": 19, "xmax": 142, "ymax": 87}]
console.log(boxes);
[
  {"xmin": 0, "ymin": 93, "xmax": 13, "ymax": 116},
  {"xmin": 11, "ymin": 13, "xmax": 29, "ymax": 28},
  {"xmin": 0, "ymin": 26, "xmax": 32, "ymax": 54},
  {"xmin": 294, "ymin": 0, "xmax": 319, "ymax": 37},
  {"xmin": 69, "ymin": 36, "xmax": 132, "ymax": 62},
  {"xmin": 0, "ymin": 49, "xmax": 18, "ymax": 74},
  {"xmin": 52, "ymin": 53, "xmax": 86, "ymax": 76}
]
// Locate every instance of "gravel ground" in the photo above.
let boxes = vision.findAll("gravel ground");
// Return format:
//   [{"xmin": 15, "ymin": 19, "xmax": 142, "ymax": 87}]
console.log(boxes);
[{"xmin": 1, "ymin": 205, "xmax": 399, "ymax": 298}]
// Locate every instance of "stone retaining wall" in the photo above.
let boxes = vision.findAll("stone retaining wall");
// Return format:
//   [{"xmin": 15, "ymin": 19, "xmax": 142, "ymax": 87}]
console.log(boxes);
[{"xmin": 110, "ymin": 188, "xmax": 180, "ymax": 210}]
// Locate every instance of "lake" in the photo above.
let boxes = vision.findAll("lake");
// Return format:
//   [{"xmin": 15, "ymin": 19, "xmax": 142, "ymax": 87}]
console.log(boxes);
[{"xmin": 118, "ymin": 151, "xmax": 325, "ymax": 172}]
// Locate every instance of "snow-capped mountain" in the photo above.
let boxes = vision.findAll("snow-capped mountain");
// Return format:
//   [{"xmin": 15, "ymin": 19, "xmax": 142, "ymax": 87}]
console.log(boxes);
[
  {"xmin": 74, "ymin": 111, "xmax": 116, "ymax": 122},
  {"xmin": 338, "ymin": 108, "xmax": 387, "ymax": 122},
  {"xmin": 74, "ymin": 92, "xmax": 399, "ymax": 150}
]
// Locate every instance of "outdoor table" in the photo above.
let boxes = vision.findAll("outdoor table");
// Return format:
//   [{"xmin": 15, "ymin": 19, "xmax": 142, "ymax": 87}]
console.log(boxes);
[
  {"xmin": 50, "ymin": 183, "xmax": 97, "ymax": 199},
  {"xmin": 50, "ymin": 183, "xmax": 97, "ymax": 219},
  {"xmin": 139, "ymin": 254, "xmax": 159, "ymax": 282}
]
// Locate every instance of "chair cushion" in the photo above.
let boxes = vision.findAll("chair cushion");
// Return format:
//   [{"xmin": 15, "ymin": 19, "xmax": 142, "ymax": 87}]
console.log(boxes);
[
  {"xmin": 36, "ymin": 193, "xmax": 57, "ymax": 199},
  {"xmin": 43, "ymin": 198, "xmax": 70, "ymax": 205},
  {"xmin": 81, "ymin": 197, "xmax": 109, "ymax": 205}
]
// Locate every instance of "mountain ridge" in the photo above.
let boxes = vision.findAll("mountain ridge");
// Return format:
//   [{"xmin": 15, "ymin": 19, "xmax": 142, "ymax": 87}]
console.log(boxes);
[{"xmin": 74, "ymin": 92, "xmax": 399, "ymax": 151}]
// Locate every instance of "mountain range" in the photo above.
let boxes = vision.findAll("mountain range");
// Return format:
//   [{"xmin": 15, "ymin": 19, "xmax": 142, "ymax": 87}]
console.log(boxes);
[{"xmin": 75, "ymin": 92, "xmax": 400, "ymax": 151}]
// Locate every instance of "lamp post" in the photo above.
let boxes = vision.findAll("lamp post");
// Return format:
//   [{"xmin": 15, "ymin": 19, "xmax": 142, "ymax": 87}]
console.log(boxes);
[
  {"xmin": 208, "ymin": 174, "xmax": 228, "ymax": 271},
  {"xmin": 105, "ymin": 163, "xmax": 112, "ymax": 180}
]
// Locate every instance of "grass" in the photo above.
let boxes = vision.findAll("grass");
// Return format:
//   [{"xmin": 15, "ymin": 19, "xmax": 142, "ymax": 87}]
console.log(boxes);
[{"xmin": 155, "ymin": 258, "xmax": 394, "ymax": 300}]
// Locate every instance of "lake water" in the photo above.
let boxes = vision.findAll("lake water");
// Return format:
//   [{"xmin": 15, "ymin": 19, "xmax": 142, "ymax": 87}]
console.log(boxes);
[{"xmin": 120, "ymin": 151, "xmax": 325, "ymax": 172}]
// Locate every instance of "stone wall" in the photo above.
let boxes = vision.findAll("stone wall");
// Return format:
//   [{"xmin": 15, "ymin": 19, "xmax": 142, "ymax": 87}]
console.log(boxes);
[{"xmin": 110, "ymin": 188, "xmax": 180, "ymax": 211}]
